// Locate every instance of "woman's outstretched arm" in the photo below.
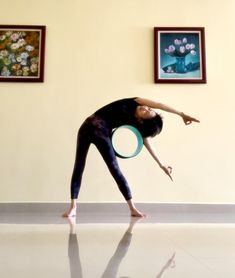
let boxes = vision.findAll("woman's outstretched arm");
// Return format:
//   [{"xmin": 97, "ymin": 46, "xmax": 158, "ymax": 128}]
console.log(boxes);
[
  {"xmin": 144, "ymin": 138, "xmax": 173, "ymax": 181},
  {"xmin": 135, "ymin": 97, "xmax": 200, "ymax": 125}
]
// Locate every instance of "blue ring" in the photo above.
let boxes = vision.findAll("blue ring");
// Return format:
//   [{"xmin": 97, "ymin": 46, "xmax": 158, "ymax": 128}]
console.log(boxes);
[{"xmin": 111, "ymin": 125, "xmax": 143, "ymax": 159}]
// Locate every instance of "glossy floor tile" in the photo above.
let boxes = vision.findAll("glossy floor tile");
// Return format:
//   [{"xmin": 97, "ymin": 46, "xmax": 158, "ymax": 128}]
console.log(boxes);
[{"xmin": 0, "ymin": 216, "xmax": 235, "ymax": 278}]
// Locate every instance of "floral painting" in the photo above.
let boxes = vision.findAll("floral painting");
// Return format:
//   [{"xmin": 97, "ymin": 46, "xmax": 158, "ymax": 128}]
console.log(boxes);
[
  {"xmin": 154, "ymin": 27, "xmax": 206, "ymax": 83},
  {"xmin": 0, "ymin": 25, "xmax": 46, "ymax": 82}
]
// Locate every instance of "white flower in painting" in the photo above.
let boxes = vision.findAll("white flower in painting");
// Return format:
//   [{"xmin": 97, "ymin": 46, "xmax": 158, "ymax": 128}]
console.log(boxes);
[
  {"xmin": 1, "ymin": 66, "xmax": 11, "ymax": 76},
  {"xmin": 0, "ymin": 50, "xmax": 9, "ymax": 57},
  {"xmin": 18, "ymin": 38, "xmax": 26, "ymax": 47},
  {"xmin": 190, "ymin": 44, "xmax": 195, "ymax": 49},
  {"xmin": 25, "ymin": 45, "xmax": 34, "ymax": 52},
  {"xmin": 21, "ymin": 52, "xmax": 29, "ymax": 59},
  {"xmin": 23, "ymin": 67, "xmax": 30, "ymax": 76},
  {"xmin": 16, "ymin": 70, "xmax": 23, "ymax": 76},
  {"xmin": 166, "ymin": 66, "xmax": 174, "ymax": 73},
  {"xmin": 23, "ymin": 66, "xmax": 30, "ymax": 72},
  {"xmin": 5, "ymin": 31, "xmax": 13, "ymax": 37},
  {"xmin": 30, "ymin": 63, "xmax": 38, "ymax": 73},
  {"xmin": 3, "ymin": 58, "xmax": 11, "ymax": 65},
  {"xmin": 16, "ymin": 56, "xmax": 22, "ymax": 63},
  {"xmin": 190, "ymin": 50, "xmax": 196, "ymax": 55},
  {"xmin": 23, "ymin": 71, "xmax": 29, "ymax": 76},
  {"xmin": 9, "ymin": 54, "xmax": 16, "ymax": 63},
  {"xmin": 11, "ymin": 43, "xmax": 20, "ymax": 50},
  {"xmin": 0, "ymin": 35, "xmax": 6, "ymax": 41},
  {"xmin": 182, "ymin": 37, "xmax": 187, "ymax": 44},
  {"xmin": 179, "ymin": 46, "xmax": 185, "ymax": 53},
  {"xmin": 21, "ymin": 60, "xmax": 28, "ymax": 66}
]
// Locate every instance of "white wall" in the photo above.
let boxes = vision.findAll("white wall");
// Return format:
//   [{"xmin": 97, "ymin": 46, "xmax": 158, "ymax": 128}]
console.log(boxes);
[{"xmin": 0, "ymin": 0, "xmax": 234, "ymax": 203}]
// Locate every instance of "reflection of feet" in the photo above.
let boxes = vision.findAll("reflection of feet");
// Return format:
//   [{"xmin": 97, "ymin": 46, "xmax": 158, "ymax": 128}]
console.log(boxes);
[
  {"xmin": 128, "ymin": 216, "xmax": 143, "ymax": 233},
  {"xmin": 130, "ymin": 216, "xmax": 142, "ymax": 225},
  {"xmin": 62, "ymin": 207, "xmax": 77, "ymax": 218},
  {"xmin": 165, "ymin": 252, "xmax": 176, "ymax": 269},
  {"xmin": 156, "ymin": 252, "xmax": 176, "ymax": 278},
  {"xmin": 169, "ymin": 252, "xmax": 176, "ymax": 268},
  {"xmin": 67, "ymin": 216, "xmax": 76, "ymax": 234}
]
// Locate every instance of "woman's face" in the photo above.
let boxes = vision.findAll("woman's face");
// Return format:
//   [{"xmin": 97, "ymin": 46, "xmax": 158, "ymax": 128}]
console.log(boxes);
[{"xmin": 135, "ymin": 106, "xmax": 156, "ymax": 120}]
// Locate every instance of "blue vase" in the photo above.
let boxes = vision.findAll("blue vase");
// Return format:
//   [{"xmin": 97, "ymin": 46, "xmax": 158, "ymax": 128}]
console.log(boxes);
[{"xmin": 175, "ymin": 57, "xmax": 186, "ymax": 73}]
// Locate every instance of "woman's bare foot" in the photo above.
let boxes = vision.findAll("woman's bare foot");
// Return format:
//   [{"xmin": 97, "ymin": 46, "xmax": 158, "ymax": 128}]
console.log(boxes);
[
  {"xmin": 62, "ymin": 207, "xmax": 77, "ymax": 218},
  {"xmin": 127, "ymin": 199, "xmax": 146, "ymax": 218},
  {"xmin": 130, "ymin": 207, "xmax": 146, "ymax": 218},
  {"xmin": 63, "ymin": 199, "xmax": 77, "ymax": 218}
]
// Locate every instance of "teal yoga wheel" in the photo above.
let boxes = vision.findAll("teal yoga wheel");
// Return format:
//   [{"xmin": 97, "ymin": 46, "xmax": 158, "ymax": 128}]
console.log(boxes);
[{"xmin": 111, "ymin": 125, "xmax": 144, "ymax": 159}]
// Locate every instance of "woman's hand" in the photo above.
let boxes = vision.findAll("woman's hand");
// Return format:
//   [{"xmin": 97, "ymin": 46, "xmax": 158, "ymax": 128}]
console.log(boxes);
[
  {"xmin": 160, "ymin": 165, "xmax": 173, "ymax": 181},
  {"xmin": 144, "ymin": 138, "xmax": 173, "ymax": 181},
  {"xmin": 181, "ymin": 112, "xmax": 200, "ymax": 125}
]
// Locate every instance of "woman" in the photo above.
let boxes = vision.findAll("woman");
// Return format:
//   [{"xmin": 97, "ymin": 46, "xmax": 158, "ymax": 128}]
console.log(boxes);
[{"xmin": 63, "ymin": 97, "xmax": 199, "ymax": 218}]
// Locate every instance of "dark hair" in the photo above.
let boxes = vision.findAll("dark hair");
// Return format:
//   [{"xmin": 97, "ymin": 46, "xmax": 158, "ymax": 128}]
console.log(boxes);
[{"xmin": 136, "ymin": 113, "xmax": 163, "ymax": 138}]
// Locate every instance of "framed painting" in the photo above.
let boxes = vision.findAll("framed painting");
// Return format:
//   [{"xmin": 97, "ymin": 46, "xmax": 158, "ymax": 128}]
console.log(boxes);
[
  {"xmin": 154, "ymin": 27, "xmax": 206, "ymax": 83},
  {"xmin": 0, "ymin": 25, "xmax": 46, "ymax": 82}
]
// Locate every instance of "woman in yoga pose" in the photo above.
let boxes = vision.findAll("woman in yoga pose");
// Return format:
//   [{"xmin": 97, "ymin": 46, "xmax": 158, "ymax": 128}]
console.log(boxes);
[{"xmin": 63, "ymin": 97, "xmax": 199, "ymax": 218}]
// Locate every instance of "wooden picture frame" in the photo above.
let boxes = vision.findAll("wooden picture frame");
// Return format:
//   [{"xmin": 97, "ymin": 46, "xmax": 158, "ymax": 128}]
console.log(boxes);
[
  {"xmin": 0, "ymin": 25, "xmax": 46, "ymax": 82},
  {"xmin": 154, "ymin": 27, "xmax": 206, "ymax": 83}
]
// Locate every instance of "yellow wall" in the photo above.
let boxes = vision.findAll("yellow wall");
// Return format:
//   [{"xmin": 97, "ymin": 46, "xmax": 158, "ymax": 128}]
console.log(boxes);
[{"xmin": 0, "ymin": 0, "xmax": 234, "ymax": 203}]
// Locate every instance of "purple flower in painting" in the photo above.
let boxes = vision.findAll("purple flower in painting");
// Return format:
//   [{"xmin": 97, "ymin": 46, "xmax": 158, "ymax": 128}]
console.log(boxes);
[
  {"xmin": 174, "ymin": 39, "xmax": 181, "ymax": 45},
  {"xmin": 164, "ymin": 37, "xmax": 197, "ymax": 58},
  {"xmin": 168, "ymin": 45, "xmax": 175, "ymax": 52},
  {"xmin": 11, "ymin": 33, "xmax": 20, "ymax": 42}
]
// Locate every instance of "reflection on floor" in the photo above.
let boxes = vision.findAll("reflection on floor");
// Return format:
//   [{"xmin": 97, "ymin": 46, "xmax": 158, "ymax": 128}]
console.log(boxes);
[
  {"xmin": 1, "ymin": 212, "xmax": 235, "ymax": 278},
  {"xmin": 68, "ymin": 218, "xmax": 176, "ymax": 278}
]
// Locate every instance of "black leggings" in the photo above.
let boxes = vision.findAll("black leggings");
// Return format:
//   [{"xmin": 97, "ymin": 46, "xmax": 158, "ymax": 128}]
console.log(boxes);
[{"xmin": 70, "ymin": 115, "xmax": 132, "ymax": 201}]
